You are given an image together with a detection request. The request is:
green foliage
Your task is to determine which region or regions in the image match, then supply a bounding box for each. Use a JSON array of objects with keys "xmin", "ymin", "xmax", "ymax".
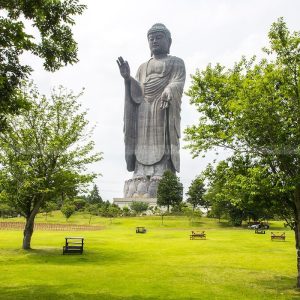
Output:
[
  {"xmin": 185, "ymin": 18, "xmax": 300, "ymax": 285},
  {"xmin": 85, "ymin": 203, "xmax": 100, "ymax": 224},
  {"xmin": 203, "ymin": 156, "xmax": 281, "ymax": 225},
  {"xmin": 0, "ymin": 82, "xmax": 102, "ymax": 248},
  {"xmin": 185, "ymin": 18, "xmax": 300, "ymax": 225},
  {"xmin": 0, "ymin": 0, "xmax": 86, "ymax": 127},
  {"xmin": 121, "ymin": 206, "xmax": 131, "ymax": 216},
  {"xmin": 43, "ymin": 202, "xmax": 57, "ymax": 220},
  {"xmin": 186, "ymin": 175, "xmax": 207, "ymax": 210},
  {"xmin": 73, "ymin": 198, "xmax": 87, "ymax": 211},
  {"xmin": 129, "ymin": 201, "xmax": 149, "ymax": 215},
  {"xmin": 87, "ymin": 184, "xmax": 103, "ymax": 205},
  {"xmin": 61, "ymin": 203, "xmax": 75, "ymax": 220},
  {"xmin": 0, "ymin": 191, "xmax": 17, "ymax": 217},
  {"xmin": 157, "ymin": 170, "xmax": 183, "ymax": 212},
  {"xmin": 103, "ymin": 204, "xmax": 121, "ymax": 223},
  {"xmin": 0, "ymin": 203, "xmax": 16, "ymax": 218},
  {"xmin": 183, "ymin": 206, "xmax": 202, "ymax": 224},
  {"xmin": 185, "ymin": 19, "xmax": 300, "ymax": 173},
  {"xmin": 85, "ymin": 203, "xmax": 100, "ymax": 215},
  {"xmin": 170, "ymin": 202, "xmax": 188, "ymax": 215},
  {"xmin": 43, "ymin": 202, "xmax": 57, "ymax": 214}
]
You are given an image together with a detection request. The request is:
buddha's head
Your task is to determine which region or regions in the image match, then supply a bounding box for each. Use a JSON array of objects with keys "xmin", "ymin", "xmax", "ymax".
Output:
[{"xmin": 147, "ymin": 23, "xmax": 172, "ymax": 56}]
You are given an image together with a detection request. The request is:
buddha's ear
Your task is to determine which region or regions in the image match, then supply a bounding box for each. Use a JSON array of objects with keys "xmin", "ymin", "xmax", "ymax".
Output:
[{"xmin": 167, "ymin": 38, "xmax": 172, "ymax": 54}]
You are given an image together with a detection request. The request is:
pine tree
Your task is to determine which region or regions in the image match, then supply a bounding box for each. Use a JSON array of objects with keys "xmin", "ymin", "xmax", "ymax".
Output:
[
  {"xmin": 157, "ymin": 170, "xmax": 183, "ymax": 212},
  {"xmin": 88, "ymin": 184, "xmax": 103, "ymax": 205}
]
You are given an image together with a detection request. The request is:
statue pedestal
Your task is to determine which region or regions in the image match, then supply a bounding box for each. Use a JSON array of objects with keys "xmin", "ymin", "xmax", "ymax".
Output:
[
  {"xmin": 113, "ymin": 197, "xmax": 157, "ymax": 208},
  {"xmin": 123, "ymin": 176, "xmax": 161, "ymax": 198},
  {"xmin": 113, "ymin": 177, "xmax": 161, "ymax": 209}
]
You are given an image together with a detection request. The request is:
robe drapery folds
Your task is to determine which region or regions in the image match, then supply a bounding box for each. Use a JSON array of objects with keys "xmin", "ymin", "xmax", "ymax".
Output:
[{"xmin": 124, "ymin": 55, "xmax": 186, "ymax": 173}]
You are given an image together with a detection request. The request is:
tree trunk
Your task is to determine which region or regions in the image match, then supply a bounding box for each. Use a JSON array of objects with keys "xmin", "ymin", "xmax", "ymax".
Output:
[
  {"xmin": 294, "ymin": 185, "xmax": 300, "ymax": 288},
  {"xmin": 23, "ymin": 217, "xmax": 35, "ymax": 249},
  {"xmin": 22, "ymin": 200, "xmax": 42, "ymax": 250}
]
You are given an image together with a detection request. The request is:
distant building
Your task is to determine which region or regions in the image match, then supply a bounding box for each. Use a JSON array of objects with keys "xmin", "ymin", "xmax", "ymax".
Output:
[{"xmin": 113, "ymin": 198, "xmax": 157, "ymax": 209}]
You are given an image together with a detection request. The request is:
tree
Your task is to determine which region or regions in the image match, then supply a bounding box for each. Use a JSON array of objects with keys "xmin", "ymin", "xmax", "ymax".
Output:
[
  {"xmin": 85, "ymin": 203, "xmax": 99, "ymax": 224},
  {"xmin": 153, "ymin": 207, "xmax": 167, "ymax": 225},
  {"xmin": 0, "ymin": 0, "xmax": 86, "ymax": 127},
  {"xmin": 171, "ymin": 202, "xmax": 188, "ymax": 215},
  {"xmin": 130, "ymin": 201, "xmax": 149, "ymax": 215},
  {"xmin": 87, "ymin": 184, "xmax": 103, "ymax": 205},
  {"xmin": 121, "ymin": 206, "xmax": 131, "ymax": 217},
  {"xmin": 203, "ymin": 156, "xmax": 278, "ymax": 226},
  {"xmin": 61, "ymin": 203, "xmax": 75, "ymax": 221},
  {"xmin": 157, "ymin": 170, "xmax": 183, "ymax": 212},
  {"xmin": 105, "ymin": 205, "xmax": 121, "ymax": 224},
  {"xmin": 0, "ymin": 83, "xmax": 102, "ymax": 249},
  {"xmin": 43, "ymin": 202, "xmax": 57, "ymax": 221},
  {"xmin": 183, "ymin": 206, "xmax": 202, "ymax": 224},
  {"xmin": 0, "ymin": 191, "xmax": 17, "ymax": 218},
  {"xmin": 186, "ymin": 176, "xmax": 207, "ymax": 211},
  {"xmin": 73, "ymin": 198, "xmax": 87, "ymax": 211},
  {"xmin": 185, "ymin": 18, "xmax": 300, "ymax": 286},
  {"xmin": 0, "ymin": 203, "xmax": 14, "ymax": 218}
]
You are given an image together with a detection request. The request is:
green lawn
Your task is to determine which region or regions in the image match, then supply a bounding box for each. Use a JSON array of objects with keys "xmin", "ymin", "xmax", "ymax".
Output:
[{"xmin": 0, "ymin": 214, "xmax": 299, "ymax": 299}]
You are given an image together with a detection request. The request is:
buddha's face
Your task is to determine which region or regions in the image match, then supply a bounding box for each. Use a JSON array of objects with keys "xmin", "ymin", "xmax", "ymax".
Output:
[{"xmin": 148, "ymin": 31, "xmax": 170, "ymax": 55}]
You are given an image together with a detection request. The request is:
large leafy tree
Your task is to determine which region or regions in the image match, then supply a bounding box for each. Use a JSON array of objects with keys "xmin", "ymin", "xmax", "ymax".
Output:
[
  {"xmin": 0, "ymin": 0, "xmax": 86, "ymax": 128},
  {"xmin": 185, "ymin": 18, "xmax": 300, "ymax": 286},
  {"xmin": 0, "ymin": 83, "xmax": 102, "ymax": 249},
  {"xmin": 203, "ymin": 156, "xmax": 282, "ymax": 225},
  {"xmin": 157, "ymin": 170, "xmax": 183, "ymax": 212},
  {"xmin": 186, "ymin": 175, "xmax": 207, "ymax": 211}
]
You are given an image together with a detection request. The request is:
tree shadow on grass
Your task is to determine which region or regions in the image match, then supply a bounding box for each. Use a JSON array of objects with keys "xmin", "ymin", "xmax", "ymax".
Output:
[
  {"xmin": 0, "ymin": 285, "xmax": 161, "ymax": 300},
  {"xmin": 189, "ymin": 221, "xmax": 205, "ymax": 227},
  {"xmin": 214, "ymin": 221, "xmax": 235, "ymax": 228},
  {"xmin": 255, "ymin": 275, "xmax": 300, "ymax": 299},
  {"xmin": 5, "ymin": 247, "xmax": 134, "ymax": 266}
]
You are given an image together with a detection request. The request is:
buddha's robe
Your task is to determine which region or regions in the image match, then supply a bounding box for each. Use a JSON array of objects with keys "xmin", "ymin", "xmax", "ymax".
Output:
[{"xmin": 124, "ymin": 55, "xmax": 185, "ymax": 175}]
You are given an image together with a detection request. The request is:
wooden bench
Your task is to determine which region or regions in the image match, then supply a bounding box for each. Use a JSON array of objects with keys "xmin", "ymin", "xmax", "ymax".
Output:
[
  {"xmin": 255, "ymin": 228, "xmax": 265, "ymax": 234},
  {"xmin": 190, "ymin": 231, "xmax": 206, "ymax": 240},
  {"xmin": 63, "ymin": 237, "xmax": 84, "ymax": 254},
  {"xmin": 136, "ymin": 227, "xmax": 147, "ymax": 234},
  {"xmin": 271, "ymin": 232, "xmax": 285, "ymax": 241}
]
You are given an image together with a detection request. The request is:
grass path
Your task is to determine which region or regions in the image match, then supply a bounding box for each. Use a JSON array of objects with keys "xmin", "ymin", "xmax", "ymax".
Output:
[{"xmin": 0, "ymin": 215, "xmax": 299, "ymax": 299}]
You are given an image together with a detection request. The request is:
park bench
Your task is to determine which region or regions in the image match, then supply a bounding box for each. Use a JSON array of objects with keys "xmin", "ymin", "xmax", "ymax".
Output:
[
  {"xmin": 190, "ymin": 231, "xmax": 206, "ymax": 240},
  {"xmin": 271, "ymin": 232, "xmax": 285, "ymax": 241},
  {"xmin": 255, "ymin": 228, "xmax": 265, "ymax": 234},
  {"xmin": 63, "ymin": 237, "xmax": 84, "ymax": 254},
  {"xmin": 136, "ymin": 226, "xmax": 147, "ymax": 234}
]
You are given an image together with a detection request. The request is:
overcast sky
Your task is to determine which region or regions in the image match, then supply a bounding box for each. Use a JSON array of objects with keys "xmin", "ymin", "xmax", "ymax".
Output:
[{"xmin": 24, "ymin": 0, "xmax": 300, "ymax": 200}]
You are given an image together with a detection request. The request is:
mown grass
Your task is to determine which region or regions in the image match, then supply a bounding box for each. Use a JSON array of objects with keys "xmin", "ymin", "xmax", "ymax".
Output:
[{"xmin": 0, "ymin": 213, "xmax": 299, "ymax": 299}]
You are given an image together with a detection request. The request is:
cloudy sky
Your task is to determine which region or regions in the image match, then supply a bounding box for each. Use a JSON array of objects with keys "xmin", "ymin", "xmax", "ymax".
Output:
[{"xmin": 24, "ymin": 0, "xmax": 300, "ymax": 200}]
